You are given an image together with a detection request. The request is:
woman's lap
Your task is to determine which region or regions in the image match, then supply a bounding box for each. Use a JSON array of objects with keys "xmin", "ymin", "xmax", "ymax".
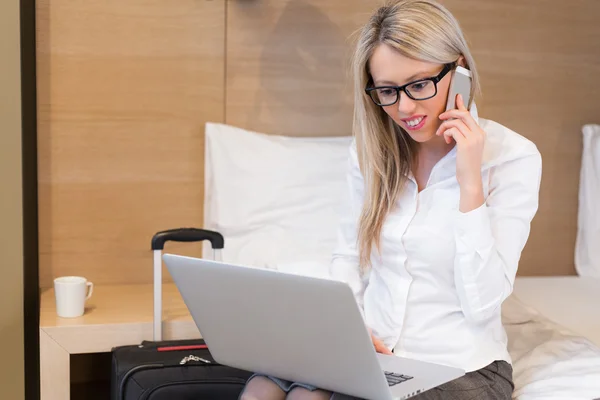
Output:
[
  {"xmin": 243, "ymin": 374, "xmax": 361, "ymax": 400},
  {"xmin": 248, "ymin": 374, "xmax": 320, "ymax": 394},
  {"xmin": 244, "ymin": 360, "xmax": 513, "ymax": 400},
  {"xmin": 409, "ymin": 361, "xmax": 514, "ymax": 400}
]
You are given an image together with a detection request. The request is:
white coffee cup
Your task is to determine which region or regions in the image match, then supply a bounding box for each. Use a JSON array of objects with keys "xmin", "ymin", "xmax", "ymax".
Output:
[{"xmin": 54, "ymin": 276, "xmax": 94, "ymax": 318}]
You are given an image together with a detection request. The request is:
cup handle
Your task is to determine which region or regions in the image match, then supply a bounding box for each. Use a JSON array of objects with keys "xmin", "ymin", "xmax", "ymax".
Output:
[{"xmin": 85, "ymin": 281, "xmax": 94, "ymax": 301}]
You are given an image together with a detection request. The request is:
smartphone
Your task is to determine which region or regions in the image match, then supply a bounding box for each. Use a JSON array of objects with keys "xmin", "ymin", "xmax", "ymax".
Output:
[{"xmin": 445, "ymin": 65, "xmax": 472, "ymax": 111}]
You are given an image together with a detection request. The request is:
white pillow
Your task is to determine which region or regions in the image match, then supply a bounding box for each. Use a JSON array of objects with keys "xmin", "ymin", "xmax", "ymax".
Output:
[
  {"xmin": 575, "ymin": 124, "xmax": 600, "ymax": 277},
  {"xmin": 202, "ymin": 122, "xmax": 353, "ymax": 270}
]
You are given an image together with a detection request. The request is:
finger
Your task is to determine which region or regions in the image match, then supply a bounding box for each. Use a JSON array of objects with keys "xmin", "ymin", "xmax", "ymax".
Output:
[
  {"xmin": 443, "ymin": 127, "xmax": 466, "ymax": 145},
  {"xmin": 373, "ymin": 339, "xmax": 392, "ymax": 355},
  {"xmin": 441, "ymin": 114, "xmax": 485, "ymax": 143},
  {"xmin": 438, "ymin": 108, "xmax": 468, "ymax": 121},
  {"xmin": 372, "ymin": 335, "xmax": 393, "ymax": 355},
  {"xmin": 456, "ymin": 93, "xmax": 468, "ymax": 111},
  {"xmin": 436, "ymin": 119, "xmax": 470, "ymax": 139},
  {"xmin": 439, "ymin": 109, "xmax": 479, "ymax": 134},
  {"xmin": 375, "ymin": 341, "xmax": 393, "ymax": 355}
]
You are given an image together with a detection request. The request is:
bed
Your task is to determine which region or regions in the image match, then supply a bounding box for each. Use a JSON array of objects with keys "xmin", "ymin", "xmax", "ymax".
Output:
[
  {"xmin": 502, "ymin": 293, "xmax": 600, "ymax": 399},
  {"xmin": 200, "ymin": 122, "xmax": 600, "ymax": 399},
  {"xmin": 512, "ymin": 276, "xmax": 600, "ymax": 348}
]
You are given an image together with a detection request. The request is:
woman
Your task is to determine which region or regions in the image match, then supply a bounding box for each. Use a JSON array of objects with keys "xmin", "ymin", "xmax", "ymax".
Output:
[{"xmin": 240, "ymin": 0, "xmax": 542, "ymax": 399}]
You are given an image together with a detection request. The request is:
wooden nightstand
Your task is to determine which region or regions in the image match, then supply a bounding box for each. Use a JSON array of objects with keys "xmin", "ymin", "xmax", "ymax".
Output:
[{"xmin": 39, "ymin": 283, "xmax": 201, "ymax": 400}]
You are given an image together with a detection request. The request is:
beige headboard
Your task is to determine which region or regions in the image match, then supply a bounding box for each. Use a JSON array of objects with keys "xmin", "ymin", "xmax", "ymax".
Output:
[{"xmin": 37, "ymin": 0, "xmax": 600, "ymax": 287}]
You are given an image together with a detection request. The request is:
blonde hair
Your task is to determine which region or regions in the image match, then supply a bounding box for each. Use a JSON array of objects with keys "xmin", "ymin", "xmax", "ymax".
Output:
[{"xmin": 351, "ymin": 0, "xmax": 481, "ymax": 269}]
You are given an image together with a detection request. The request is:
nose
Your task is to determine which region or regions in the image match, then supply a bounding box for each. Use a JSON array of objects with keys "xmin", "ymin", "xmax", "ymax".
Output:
[{"xmin": 397, "ymin": 91, "xmax": 417, "ymax": 116}]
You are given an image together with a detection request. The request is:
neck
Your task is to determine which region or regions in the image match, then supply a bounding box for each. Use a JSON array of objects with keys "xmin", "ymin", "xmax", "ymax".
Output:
[{"xmin": 416, "ymin": 134, "xmax": 455, "ymax": 161}]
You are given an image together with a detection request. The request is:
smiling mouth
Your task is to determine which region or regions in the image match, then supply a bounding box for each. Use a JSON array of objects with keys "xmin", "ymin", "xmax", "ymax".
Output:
[{"xmin": 402, "ymin": 116, "xmax": 426, "ymax": 130}]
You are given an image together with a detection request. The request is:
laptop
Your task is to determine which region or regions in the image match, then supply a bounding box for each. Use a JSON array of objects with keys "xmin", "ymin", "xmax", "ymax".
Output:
[{"xmin": 163, "ymin": 254, "xmax": 464, "ymax": 400}]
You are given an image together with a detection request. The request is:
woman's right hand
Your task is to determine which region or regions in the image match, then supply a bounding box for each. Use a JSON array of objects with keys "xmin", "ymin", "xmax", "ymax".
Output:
[{"xmin": 368, "ymin": 328, "xmax": 393, "ymax": 355}]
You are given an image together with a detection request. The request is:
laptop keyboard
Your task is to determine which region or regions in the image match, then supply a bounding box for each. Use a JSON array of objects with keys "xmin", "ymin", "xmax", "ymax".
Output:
[{"xmin": 384, "ymin": 371, "xmax": 414, "ymax": 386}]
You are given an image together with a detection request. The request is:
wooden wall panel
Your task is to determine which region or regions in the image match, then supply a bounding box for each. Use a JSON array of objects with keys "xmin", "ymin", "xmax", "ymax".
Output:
[
  {"xmin": 226, "ymin": 0, "xmax": 600, "ymax": 276},
  {"xmin": 444, "ymin": 0, "xmax": 600, "ymax": 275},
  {"xmin": 226, "ymin": 0, "xmax": 380, "ymax": 137},
  {"xmin": 37, "ymin": 0, "xmax": 226, "ymax": 288}
]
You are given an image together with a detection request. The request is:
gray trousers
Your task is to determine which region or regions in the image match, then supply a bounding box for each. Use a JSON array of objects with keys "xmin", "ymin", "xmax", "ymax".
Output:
[
  {"xmin": 405, "ymin": 361, "xmax": 514, "ymax": 400},
  {"xmin": 245, "ymin": 360, "xmax": 514, "ymax": 400}
]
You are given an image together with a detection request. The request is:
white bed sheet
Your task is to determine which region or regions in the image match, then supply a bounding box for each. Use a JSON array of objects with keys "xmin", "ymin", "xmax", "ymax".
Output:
[
  {"xmin": 513, "ymin": 276, "xmax": 600, "ymax": 347},
  {"xmin": 502, "ymin": 293, "xmax": 600, "ymax": 399}
]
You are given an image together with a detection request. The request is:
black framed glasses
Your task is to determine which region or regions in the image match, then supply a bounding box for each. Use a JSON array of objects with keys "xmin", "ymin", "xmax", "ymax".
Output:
[{"xmin": 365, "ymin": 63, "xmax": 454, "ymax": 107}]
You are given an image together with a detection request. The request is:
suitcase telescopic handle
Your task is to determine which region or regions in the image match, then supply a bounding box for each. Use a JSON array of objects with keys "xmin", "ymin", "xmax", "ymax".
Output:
[
  {"xmin": 151, "ymin": 228, "xmax": 224, "ymax": 250},
  {"xmin": 151, "ymin": 228, "xmax": 225, "ymax": 341}
]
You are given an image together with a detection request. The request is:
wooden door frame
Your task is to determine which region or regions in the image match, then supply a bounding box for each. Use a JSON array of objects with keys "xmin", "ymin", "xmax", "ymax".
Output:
[{"xmin": 20, "ymin": 0, "xmax": 40, "ymax": 398}]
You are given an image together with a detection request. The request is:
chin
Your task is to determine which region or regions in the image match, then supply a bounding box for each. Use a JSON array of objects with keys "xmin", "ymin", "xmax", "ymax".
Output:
[
  {"xmin": 408, "ymin": 132, "xmax": 433, "ymax": 143},
  {"xmin": 405, "ymin": 129, "xmax": 436, "ymax": 143}
]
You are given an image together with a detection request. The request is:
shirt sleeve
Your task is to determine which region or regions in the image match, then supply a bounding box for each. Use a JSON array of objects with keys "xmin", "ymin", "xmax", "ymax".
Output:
[
  {"xmin": 453, "ymin": 146, "xmax": 543, "ymax": 323},
  {"xmin": 329, "ymin": 141, "xmax": 369, "ymax": 320}
]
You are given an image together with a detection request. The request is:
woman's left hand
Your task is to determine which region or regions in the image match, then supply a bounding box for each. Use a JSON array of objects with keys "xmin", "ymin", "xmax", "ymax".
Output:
[{"xmin": 436, "ymin": 94, "xmax": 485, "ymax": 192}]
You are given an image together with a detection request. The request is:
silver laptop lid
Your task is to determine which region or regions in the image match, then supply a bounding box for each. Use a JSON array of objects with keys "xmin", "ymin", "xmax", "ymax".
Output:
[{"xmin": 163, "ymin": 253, "xmax": 391, "ymax": 398}]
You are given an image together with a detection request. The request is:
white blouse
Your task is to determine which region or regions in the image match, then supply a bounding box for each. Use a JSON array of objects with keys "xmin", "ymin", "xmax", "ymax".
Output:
[{"xmin": 329, "ymin": 106, "xmax": 542, "ymax": 373}]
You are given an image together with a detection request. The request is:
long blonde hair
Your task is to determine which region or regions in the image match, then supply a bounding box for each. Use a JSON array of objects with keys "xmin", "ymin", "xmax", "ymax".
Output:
[{"xmin": 351, "ymin": 0, "xmax": 481, "ymax": 269}]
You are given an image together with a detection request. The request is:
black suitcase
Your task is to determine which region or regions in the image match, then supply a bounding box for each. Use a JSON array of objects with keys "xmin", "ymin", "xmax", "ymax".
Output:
[{"xmin": 111, "ymin": 228, "xmax": 253, "ymax": 400}]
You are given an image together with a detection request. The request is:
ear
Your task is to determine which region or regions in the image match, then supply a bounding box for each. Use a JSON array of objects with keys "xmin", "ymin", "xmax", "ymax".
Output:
[{"xmin": 457, "ymin": 55, "xmax": 467, "ymax": 68}]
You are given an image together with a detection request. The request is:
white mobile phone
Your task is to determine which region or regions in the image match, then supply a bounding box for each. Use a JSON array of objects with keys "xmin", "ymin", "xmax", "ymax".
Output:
[{"xmin": 445, "ymin": 65, "xmax": 472, "ymax": 111}]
